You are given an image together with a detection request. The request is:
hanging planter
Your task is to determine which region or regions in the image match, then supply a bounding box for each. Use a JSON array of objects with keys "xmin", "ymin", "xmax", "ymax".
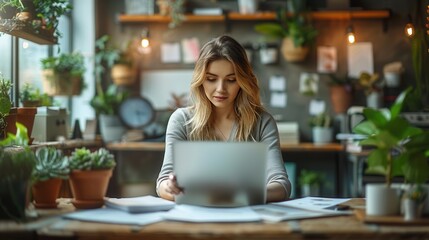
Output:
[
  {"xmin": 42, "ymin": 70, "xmax": 83, "ymax": 96},
  {"xmin": 280, "ymin": 37, "xmax": 310, "ymax": 62}
]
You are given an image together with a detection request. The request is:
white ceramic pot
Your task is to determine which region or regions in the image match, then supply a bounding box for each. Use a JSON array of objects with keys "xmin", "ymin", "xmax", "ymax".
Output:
[
  {"xmin": 366, "ymin": 91, "xmax": 383, "ymax": 109},
  {"xmin": 99, "ymin": 114, "xmax": 126, "ymax": 143},
  {"xmin": 312, "ymin": 127, "xmax": 333, "ymax": 145},
  {"xmin": 366, "ymin": 183, "xmax": 401, "ymax": 216},
  {"xmin": 384, "ymin": 72, "xmax": 401, "ymax": 88}
]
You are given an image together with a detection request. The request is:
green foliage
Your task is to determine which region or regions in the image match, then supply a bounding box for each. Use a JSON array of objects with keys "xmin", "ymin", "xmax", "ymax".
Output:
[
  {"xmin": 41, "ymin": 52, "xmax": 86, "ymax": 77},
  {"xmin": 32, "ymin": 147, "xmax": 69, "ymax": 182},
  {"xmin": 0, "ymin": 123, "xmax": 35, "ymax": 221},
  {"xmin": 405, "ymin": 0, "xmax": 429, "ymax": 112},
  {"xmin": 254, "ymin": 0, "xmax": 317, "ymax": 48},
  {"xmin": 33, "ymin": 0, "xmax": 72, "ymax": 39},
  {"xmin": 0, "ymin": 72, "xmax": 12, "ymax": 116},
  {"xmin": 0, "ymin": 122, "xmax": 29, "ymax": 146},
  {"xmin": 90, "ymin": 84, "xmax": 129, "ymax": 115},
  {"xmin": 327, "ymin": 74, "xmax": 354, "ymax": 87},
  {"xmin": 94, "ymin": 35, "xmax": 120, "ymax": 82},
  {"xmin": 353, "ymin": 87, "xmax": 429, "ymax": 186},
  {"xmin": 19, "ymin": 83, "xmax": 53, "ymax": 106},
  {"xmin": 69, "ymin": 147, "xmax": 116, "ymax": 171},
  {"xmin": 309, "ymin": 112, "xmax": 332, "ymax": 128},
  {"xmin": 299, "ymin": 169, "xmax": 325, "ymax": 186},
  {"xmin": 0, "ymin": 0, "xmax": 24, "ymax": 13}
]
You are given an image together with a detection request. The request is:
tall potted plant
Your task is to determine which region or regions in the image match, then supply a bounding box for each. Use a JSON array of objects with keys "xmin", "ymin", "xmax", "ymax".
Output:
[
  {"xmin": 353, "ymin": 87, "xmax": 429, "ymax": 216},
  {"xmin": 254, "ymin": 0, "xmax": 318, "ymax": 62},
  {"xmin": 31, "ymin": 146, "xmax": 69, "ymax": 209},
  {"xmin": 68, "ymin": 147, "xmax": 116, "ymax": 209},
  {"xmin": 0, "ymin": 123, "xmax": 36, "ymax": 221},
  {"xmin": 327, "ymin": 74, "xmax": 354, "ymax": 114},
  {"xmin": 0, "ymin": 73, "xmax": 14, "ymax": 139},
  {"xmin": 41, "ymin": 52, "xmax": 86, "ymax": 96}
]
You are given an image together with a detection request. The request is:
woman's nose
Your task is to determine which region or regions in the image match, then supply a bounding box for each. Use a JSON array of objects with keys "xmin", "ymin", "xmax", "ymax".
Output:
[{"xmin": 216, "ymin": 80, "xmax": 225, "ymax": 91}]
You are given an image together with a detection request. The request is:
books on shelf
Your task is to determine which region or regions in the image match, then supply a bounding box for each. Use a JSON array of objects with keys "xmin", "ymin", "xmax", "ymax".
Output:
[{"xmin": 105, "ymin": 195, "xmax": 175, "ymax": 213}]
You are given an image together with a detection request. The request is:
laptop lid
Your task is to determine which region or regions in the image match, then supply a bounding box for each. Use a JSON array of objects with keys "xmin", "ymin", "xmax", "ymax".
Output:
[{"xmin": 173, "ymin": 141, "xmax": 268, "ymax": 207}]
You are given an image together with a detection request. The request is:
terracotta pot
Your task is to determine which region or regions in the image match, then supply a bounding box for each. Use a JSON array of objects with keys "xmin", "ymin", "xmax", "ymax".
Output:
[
  {"xmin": 22, "ymin": 100, "xmax": 41, "ymax": 108},
  {"xmin": 111, "ymin": 63, "xmax": 136, "ymax": 86},
  {"xmin": 280, "ymin": 37, "xmax": 309, "ymax": 62},
  {"xmin": 17, "ymin": 107, "xmax": 37, "ymax": 144},
  {"xmin": 69, "ymin": 169, "xmax": 113, "ymax": 209},
  {"xmin": 31, "ymin": 178, "xmax": 62, "ymax": 209},
  {"xmin": 42, "ymin": 69, "xmax": 82, "ymax": 96},
  {"xmin": 329, "ymin": 85, "xmax": 352, "ymax": 114}
]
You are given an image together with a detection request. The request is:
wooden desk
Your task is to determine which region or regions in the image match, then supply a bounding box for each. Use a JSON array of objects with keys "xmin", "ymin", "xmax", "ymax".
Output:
[
  {"xmin": 3, "ymin": 199, "xmax": 429, "ymax": 240},
  {"xmin": 106, "ymin": 142, "xmax": 344, "ymax": 152}
]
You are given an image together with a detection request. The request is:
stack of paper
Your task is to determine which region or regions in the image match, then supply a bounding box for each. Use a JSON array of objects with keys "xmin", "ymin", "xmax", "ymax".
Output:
[
  {"xmin": 277, "ymin": 122, "xmax": 299, "ymax": 144},
  {"xmin": 104, "ymin": 195, "xmax": 175, "ymax": 213}
]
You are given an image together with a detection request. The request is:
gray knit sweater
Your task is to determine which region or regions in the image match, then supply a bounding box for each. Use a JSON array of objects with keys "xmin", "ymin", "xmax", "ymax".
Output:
[{"xmin": 156, "ymin": 107, "xmax": 291, "ymax": 200}]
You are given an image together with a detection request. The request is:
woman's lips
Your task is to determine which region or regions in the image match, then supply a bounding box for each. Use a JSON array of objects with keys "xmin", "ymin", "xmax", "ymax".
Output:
[{"xmin": 214, "ymin": 96, "xmax": 227, "ymax": 101}]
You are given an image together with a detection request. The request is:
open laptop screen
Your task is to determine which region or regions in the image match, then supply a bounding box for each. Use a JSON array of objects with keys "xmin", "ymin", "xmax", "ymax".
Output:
[{"xmin": 173, "ymin": 141, "xmax": 268, "ymax": 207}]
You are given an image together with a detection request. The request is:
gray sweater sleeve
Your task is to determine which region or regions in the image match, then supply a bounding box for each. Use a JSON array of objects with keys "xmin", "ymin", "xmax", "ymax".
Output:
[{"xmin": 156, "ymin": 108, "xmax": 292, "ymax": 200}]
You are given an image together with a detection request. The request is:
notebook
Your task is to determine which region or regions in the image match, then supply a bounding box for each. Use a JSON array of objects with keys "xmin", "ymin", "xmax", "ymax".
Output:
[
  {"xmin": 173, "ymin": 141, "xmax": 268, "ymax": 207},
  {"xmin": 104, "ymin": 195, "xmax": 175, "ymax": 213}
]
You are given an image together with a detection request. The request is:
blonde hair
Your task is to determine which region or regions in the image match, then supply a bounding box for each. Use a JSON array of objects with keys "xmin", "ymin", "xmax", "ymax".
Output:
[{"xmin": 188, "ymin": 35, "xmax": 264, "ymax": 141}]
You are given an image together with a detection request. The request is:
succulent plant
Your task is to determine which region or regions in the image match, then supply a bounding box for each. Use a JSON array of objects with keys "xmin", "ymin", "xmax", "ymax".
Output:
[
  {"xmin": 69, "ymin": 147, "xmax": 116, "ymax": 171},
  {"xmin": 32, "ymin": 147, "xmax": 69, "ymax": 182}
]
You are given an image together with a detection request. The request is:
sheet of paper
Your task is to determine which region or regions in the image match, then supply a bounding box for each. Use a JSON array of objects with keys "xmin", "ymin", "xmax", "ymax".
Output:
[
  {"xmin": 64, "ymin": 208, "xmax": 164, "ymax": 226},
  {"xmin": 273, "ymin": 197, "xmax": 351, "ymax": 211},
  {"xmin": 162, "ymin": 204, "xmax": 261, "ymax": 222},
  {"xmin": 317, "ymin": 46, "xmax": 337, "ymax": 73},
  {"xmin": 270, "ymin": 92, "xmax": 287, "ymax": 108},
  {"xmin": 252, "ymin": 204, "xmax": 347, "ymax": 223},
  {"xmin": 269, "ymin": 75, "xmax": 286, "ymax": 91},
  {"xmin": 347, "ymin": 42, "xmax": 374, "ymax": 78},
  {"xmin": 309, "ymin": 100, "xmax": 326, "ymax": 115},
  {"xmin": 181, "ymin": 37, "xmax": 200, "ymax": 63},
  {"xmin": 161, "ymin": 42, "xmax": 181, "ymax": 63}
]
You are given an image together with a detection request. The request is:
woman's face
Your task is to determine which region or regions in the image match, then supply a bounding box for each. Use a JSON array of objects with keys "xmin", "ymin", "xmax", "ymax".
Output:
[{"xmin": 203, "ymin": 59, "xmax": 241, "ymax": 110}]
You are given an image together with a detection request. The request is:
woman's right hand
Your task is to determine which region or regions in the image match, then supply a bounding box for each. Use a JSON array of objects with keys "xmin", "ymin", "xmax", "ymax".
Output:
[{"xmin": 159, "ymin": 174, "xmax": 183, "ymax": 201}]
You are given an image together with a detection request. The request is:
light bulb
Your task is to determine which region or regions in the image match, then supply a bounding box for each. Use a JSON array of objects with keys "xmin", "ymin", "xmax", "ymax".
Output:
[
  {"xmin": 346, "ymin": 25, "xmax": 355, "ymax": 44},
  {"xmin": 405, "ymin": 23, "xmax": 415, "ymax": 37},
  {"xmin": 141, "ymin": 38, "xmax": 149, "ymax": 48}
]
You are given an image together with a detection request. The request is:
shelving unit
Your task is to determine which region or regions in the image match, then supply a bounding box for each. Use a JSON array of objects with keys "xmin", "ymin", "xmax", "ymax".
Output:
[
  {"xmin": 0, "ymin": 19, "xmax": 56, "ymax": 45},
  {"xmin": 117, "ymin": 10, "xmax": 391, "ymax": 23}
]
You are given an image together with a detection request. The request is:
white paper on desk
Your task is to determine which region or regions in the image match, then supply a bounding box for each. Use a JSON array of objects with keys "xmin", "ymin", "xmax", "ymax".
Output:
[
  {"xmin": 252, "ymin": 204, "xmax": 345, "ymax": 223},
  {"xmin": 161, "ymin": 42, "xmax": 181, "ymax": 63},
  {"xmin": 347, "ymin": 42, "xmax": 374, "ymax": 78},
  {"xmin": 162, "ymin": 204, "xmax": 261, "ymax": 222},
  {"xmin": 273, "ymin": 197, "xmax": 351, "ymax": 212},
  {"xmin": 64, "ymin": 208, "xmax": 164, "ymax": 226}
]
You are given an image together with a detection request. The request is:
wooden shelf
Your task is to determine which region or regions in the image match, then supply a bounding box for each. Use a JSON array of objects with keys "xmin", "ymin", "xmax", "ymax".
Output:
[
  {"xmin": 0, "ymin": 19, "xmax": 56, "ymax": 45},
  {"xmin": 118, "ymin": 10, "xmax": 390, "ymax": 23}
]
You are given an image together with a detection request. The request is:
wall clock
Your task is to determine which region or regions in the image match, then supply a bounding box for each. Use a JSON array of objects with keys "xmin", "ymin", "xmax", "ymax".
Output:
[{"xmin": 118, "ymin": 96, "xmax": 155, "ymax": 129}]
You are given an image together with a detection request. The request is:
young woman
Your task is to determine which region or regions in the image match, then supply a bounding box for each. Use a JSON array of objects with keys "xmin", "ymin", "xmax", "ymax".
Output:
[{"xmin": 156, "ymin": 35, "xmax": 291, "ymax": 203}]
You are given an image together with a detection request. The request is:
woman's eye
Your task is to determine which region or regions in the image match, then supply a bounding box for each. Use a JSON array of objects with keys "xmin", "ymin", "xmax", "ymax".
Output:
[
  {"xmin": 227, "ymin": 78, "xmax": 236, "ymax": 82},
  {"xmin": 206, "ymin": 77, "xmax": 216, "ymax": 81}
]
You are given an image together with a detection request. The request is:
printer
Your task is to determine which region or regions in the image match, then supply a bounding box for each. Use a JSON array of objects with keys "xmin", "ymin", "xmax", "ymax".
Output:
[{"xmin": 32, "ymin": 107, "xmax": 69, "ymax": 142}]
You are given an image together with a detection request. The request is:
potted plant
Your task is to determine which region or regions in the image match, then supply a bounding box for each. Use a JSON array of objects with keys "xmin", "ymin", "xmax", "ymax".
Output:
[
  {"xmin": 0, "ymin": 123, "xmax": 36, "ymax": 221},
  {"xmin": 0, "ymin": 0, "xmax": 25, "ymax": 20},
  {"xmin": 33, "ymin": 0, "xmax": 72, "ymax": 39},
  {"xmin": 353, "ymin": 87, "xmax": 429, "ymax": 216},
  {"xmin": 68, "ymin": 147, "xmax": 116, "ymax": 209},
  {"xmin": 402, "ymin": 184, "xmax": 427, "ymax": 221},
  {"xmin": 41, "ymin": 52, "xmax": 86, "ymax": 96},
  {"xmin": 299, "ymin": 169, "xmax": 325, "ymax": 197},
  {"xmin": 0, "ymin": 73, "xmax": 14, "ymax": 139},
  {"xmin": 254, "ymin": 0, "xmax": 318, "ymax": 62},
  {"xmin": 309, "ymin": 112, "xmax": 333, "ymax": 145},
  {"xmin": 31, "ymin": 146, "xmax": 69, "ymax": 209},
  {"xmin": 327, "ymin": 74, "xmax": 354, "ymax": 114},
  {"xmin": 90, "ymin": 84, "xmax": 129, "ymax": 143},
  {"xmin": 95, "ymin": 35, "xmax": 136, "ymax": 86},
  {"xmin": 19, "ymin": 82, "xmax": 53, "ymax": 107},
  {"xmin": 358, "ymin": 71, "xmax": 384, "ymax": 109},
  {"xmin": 156, "ymin": 0, "xmax": 185, "ymax": 28}
]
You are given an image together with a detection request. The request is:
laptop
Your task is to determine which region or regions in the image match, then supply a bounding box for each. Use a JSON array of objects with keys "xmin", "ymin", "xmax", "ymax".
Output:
[{"xmin": 173, "ymin": 141, "xmax": 268, "ymax": 207}]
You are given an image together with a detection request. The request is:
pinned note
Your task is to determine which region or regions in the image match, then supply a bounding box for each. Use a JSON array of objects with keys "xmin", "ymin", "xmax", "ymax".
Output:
[
  {"xmin": 161, "ymin": 42, "xmax": 181, "ymax": 63},
  {"xmin": 269, "ymin": 75, "xmax": 286, "ymax": 91},
  {"xmin": 270, "ymin": 92, "xmax": 287, "ymax": 108},
  {"xmin": 309, "ymin": 100, "xmax": 326, "ymax": 115}
]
